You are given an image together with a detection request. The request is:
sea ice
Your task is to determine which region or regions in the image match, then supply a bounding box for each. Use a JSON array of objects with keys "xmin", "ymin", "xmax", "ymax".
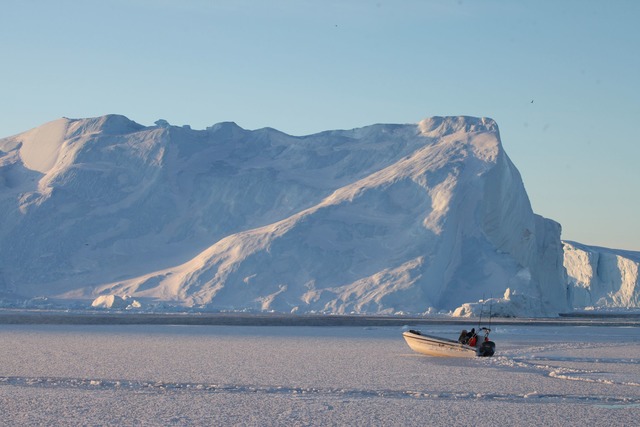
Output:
[{"xmin": 0, "ymin": 321, "xmax": 638, "ymax": 425}]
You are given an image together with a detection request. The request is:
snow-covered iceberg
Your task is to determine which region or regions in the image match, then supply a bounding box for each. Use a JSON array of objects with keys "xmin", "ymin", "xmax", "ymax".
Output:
[
  {"xmin": 91, "ymin": 294, "xmax": 141, "ymax": 310},
  {"xmin": 0, "ymin": 115, "xmax": 569, "ymax": 315},
  {"xmin": 563, "ymin": 241, "xmax": 640, "ymax": 309}
]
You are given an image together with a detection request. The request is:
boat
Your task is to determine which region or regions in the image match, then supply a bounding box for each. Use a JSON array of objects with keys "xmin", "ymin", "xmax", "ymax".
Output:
[{"xmin": 402, "ymin": 327, "xmax": 495, "ymax": 358}]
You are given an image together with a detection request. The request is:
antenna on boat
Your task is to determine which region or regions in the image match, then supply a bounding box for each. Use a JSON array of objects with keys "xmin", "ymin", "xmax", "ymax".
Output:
[
  {"xmin": 478, "ymin": 294, "xmax": 485, "ymax": 329},
  {"xmin": 488, "ymin": 294, "xmax": 493, "ymax": 331}
]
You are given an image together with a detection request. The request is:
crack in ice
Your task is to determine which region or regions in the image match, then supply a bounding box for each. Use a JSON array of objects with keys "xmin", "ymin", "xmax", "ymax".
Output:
[{"xmin": 2, "ymin": 375, "xmax": 639, "ymax": 406}]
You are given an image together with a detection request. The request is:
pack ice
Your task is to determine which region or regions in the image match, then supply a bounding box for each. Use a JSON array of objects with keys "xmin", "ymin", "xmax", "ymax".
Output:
[{"xmin": 0, "ymin": 114, "xmax": 618, "ymax": 315}]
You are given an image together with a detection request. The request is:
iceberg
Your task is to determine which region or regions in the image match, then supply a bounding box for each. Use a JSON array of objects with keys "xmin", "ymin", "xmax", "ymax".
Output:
[{"xmin": 0, "ymin": 115, "xmax": 570, "ymax": 315}]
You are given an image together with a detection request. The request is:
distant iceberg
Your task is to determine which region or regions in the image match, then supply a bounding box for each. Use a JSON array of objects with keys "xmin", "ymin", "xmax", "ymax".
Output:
[{"xmin": 564, "ymin": 241, "xmax": 640, "ymax": 309}]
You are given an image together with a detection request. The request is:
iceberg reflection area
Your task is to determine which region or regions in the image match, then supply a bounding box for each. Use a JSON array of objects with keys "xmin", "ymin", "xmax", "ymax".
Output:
[{"xmin": 0, "ymin": 323, "xmax": 639, "ymax": 425}]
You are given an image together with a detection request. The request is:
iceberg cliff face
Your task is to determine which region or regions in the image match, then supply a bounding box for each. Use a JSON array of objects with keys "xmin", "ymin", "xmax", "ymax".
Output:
[
  {"xmin": 564, "ymin": 241, "xmax": 640, "ymax": 308},
  {"xmin": 0, "ymin": 115, "xmax": 568, "ymax": 315}
]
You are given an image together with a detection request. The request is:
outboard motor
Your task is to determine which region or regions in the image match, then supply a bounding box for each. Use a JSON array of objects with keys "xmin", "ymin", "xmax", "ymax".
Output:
[
  {"xmin": 477, "ymin": 327, "xmax": 495, "ymax": 357},
  {"xmin": 478, "ymin": 340, "xmax": 495, "ymax": 357}
]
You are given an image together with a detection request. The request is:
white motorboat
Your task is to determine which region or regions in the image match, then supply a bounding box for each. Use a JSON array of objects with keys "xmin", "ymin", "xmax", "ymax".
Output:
[{"xmin": 402, "ymin": 328, "xmax": 495, "ymax": 358}]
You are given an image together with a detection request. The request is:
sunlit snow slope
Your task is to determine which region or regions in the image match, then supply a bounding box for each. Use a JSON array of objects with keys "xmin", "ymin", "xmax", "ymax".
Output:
[{"xmin": 0, "ymin": 115, "xmax": 569, "ymax": 314}]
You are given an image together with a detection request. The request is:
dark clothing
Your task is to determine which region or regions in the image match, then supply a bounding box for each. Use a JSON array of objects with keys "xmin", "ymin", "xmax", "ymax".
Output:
[{"xmin": 458, "ymin": 328, "xmax": 475, "ymax": 344}]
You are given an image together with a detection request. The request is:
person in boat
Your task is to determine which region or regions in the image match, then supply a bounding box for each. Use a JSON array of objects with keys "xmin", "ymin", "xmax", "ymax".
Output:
[{"xmin": 458, "ymin": 328, "xmax": 476, "ymax": 345}]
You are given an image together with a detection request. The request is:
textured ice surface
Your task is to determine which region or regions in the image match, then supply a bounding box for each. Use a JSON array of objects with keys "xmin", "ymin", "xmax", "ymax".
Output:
[{"xmin": 1, "ymin": 323, "xmax": 639, "ymax": 425}]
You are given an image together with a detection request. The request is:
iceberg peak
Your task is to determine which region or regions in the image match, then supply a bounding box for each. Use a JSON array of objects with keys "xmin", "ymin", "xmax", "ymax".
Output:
[
  {"xmin": 66, "ymin": 114, "xmax": 144, "ymax": 137},
  {"xmin": 418, "ymin": 116, "xmax": 498, "ymax": 137}
]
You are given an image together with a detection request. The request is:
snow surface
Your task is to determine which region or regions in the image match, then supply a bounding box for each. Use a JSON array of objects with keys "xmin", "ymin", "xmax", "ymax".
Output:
[{"xmin": 0, "ymin": 322, "xmax": 638, "ymax": 425}]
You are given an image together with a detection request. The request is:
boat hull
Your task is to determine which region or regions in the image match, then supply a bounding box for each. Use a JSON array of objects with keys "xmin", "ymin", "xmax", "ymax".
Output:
[{"xmin": 402, "ymin": 330, "xmax": 477, "ymax": 358}]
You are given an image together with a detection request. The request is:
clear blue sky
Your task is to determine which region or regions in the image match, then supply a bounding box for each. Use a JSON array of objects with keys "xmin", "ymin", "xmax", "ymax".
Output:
[{"xmin": 2, "ymin": 0, "xmax": 639, "ymax": 250}]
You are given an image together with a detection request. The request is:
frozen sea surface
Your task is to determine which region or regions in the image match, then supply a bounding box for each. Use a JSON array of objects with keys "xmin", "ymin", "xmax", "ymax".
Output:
[{"xmin": 1, "ymin": 322, "xmax": 639, "ymax": 426}]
